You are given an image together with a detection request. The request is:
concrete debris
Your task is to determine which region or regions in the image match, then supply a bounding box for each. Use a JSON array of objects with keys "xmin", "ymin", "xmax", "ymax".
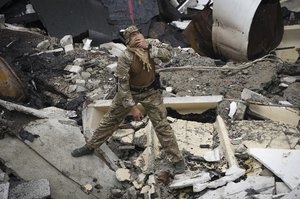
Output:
[
  {"xmin": 166, "ymin": 87, "xmax": 173, "ymax": 93},
  {"xmin": 100, "ymin": 42, "xmax": 126, "ymax": 57},
  {"xmin": 193, "ymin": 165, "xmax": 245, "ymax": 192},
  {"xmin": 248, "ymin": 104, "xmax": 300, "ymax": 127},
  {"xmin": 249, "ymin": 148, "xmax": 300, "ymax": 189},
  {"xmin": 116, "ymin": 168, "xmax": 131, "ymax": 182},
  {"xmin": 223, "ymin": 176, "xmax": 275, "ymax": 198},
  {"xmin": 214, "ymin": 116, "xmax": 238, "ymax": 166},
  {"xmin": 281, "ymin": 184, "xmax": 300, "ymax": 199},
  {"xmin": 280, "ymin": 82, "xmax": 289, "ymax": 88},
  {"xmin": 83, "ymin": 38, "xmax": 92, "ymax": 51},
  {"xmin": 0, "ymin": 183, "xmax": 9, "ymax": 199},
  {"xmin": 64, "ymin": 65, "xmax": 82, "ymax": 73},
  {"xmin": 106, "ymin": 62, "xmax": 117, "ymax": 73},
  {"xmin": 9, "ymin": 179, "xmax": 50, "ymax": 199},
  {"xmin": 170, "ymin": 20, "xmax": 191, "ymax": 30},
  {"xmin": 241, "ymin": 88, "xmax": 268, "ymax": 102},
  {"xmin": 171, "ymin": 119, "xmax": 214, "ymax": 157},
  {"xmin": 81, "ymin": 184, "xmax": 93, "ymax": 194},
  {"xmin": 36, "ymin": 39, "xmax": 50, "ymax": 51},
  {"xmin": 97, "ymin": 143, "xmax": 121, "ymax": 171},
  {"xmin": 64, "ymin": 44, "xmax": 74, "ymax": 53},
  {"xmin": 203, "ymin": 146, "xmax": 223, "ymax": 162},
  {"xmin": 60, "ymin": 35, "xmax": 73, "ymax": 47},
  {"xmin": 241, "ymin": 88, "xmax": 300, "ymax": 126},
  {"xmin": 276, "ymin": 182, "xmax": 292, "ymax": 195},
  {"xmin": 281, "ymin": 76, "xmax": 297, "ymax": 84},
  {"xmin": 170, "ymin": 171, "xmax": 211, "ymax": 189}
]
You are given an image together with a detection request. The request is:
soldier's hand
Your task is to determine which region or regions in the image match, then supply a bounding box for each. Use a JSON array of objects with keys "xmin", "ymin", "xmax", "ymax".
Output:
[{"xmin": 130, "ymin": 106, "xmax": 143, "ymax": 121}]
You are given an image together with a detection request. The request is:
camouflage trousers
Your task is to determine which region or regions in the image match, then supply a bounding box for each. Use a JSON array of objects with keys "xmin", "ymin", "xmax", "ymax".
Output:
[{"xmin": 86, "ymin": 89, "xmax": 183, "ymax": 163}]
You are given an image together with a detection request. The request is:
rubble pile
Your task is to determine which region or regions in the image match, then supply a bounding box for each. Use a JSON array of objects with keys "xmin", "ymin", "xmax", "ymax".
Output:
[{"xmin": 0, "ymin": 0, "xmax": 300, "ymax": 199}]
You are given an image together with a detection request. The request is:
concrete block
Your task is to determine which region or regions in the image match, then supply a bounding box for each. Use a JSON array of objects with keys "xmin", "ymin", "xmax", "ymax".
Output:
[
  {"xmin": 83, "ymin": 38, "xmax": 92, "ymax": 51},
  {"xmin": 75, "ymin": 79, "xmax": 86, "ymax": 86},
  {"xmin": 276, "ymin": 182, "xmax": 291, "ymax": 195},
  {"xmin": 64, "ymin": 65, "xmax": 82, "ymax": 73},
  {"xmin": 106, "ymin": 63, "xmax": 117, "ymax": 73},
  {"xmin": 36, "ymin": 40, "xmax": 50, "ymax": 51},
  {"xmin": 0, "ymin": 183, "xmax": 9, "ymax": 199},
  {"xmin": 9, "ymin": 179, "xmax": 50, "ymax": 199},
  {"xmin": 241, "ymin": 88, "xmax": 268, "ymax": 102},
  {"xmin": 64, "ymin": 44, "xmax": 74, "ymax": 53},
  {"xmin": 249, "ymin": 148, "xmax": 300, "ymax": 189},
  {"xmin": 73, "ymin": 58, "xmax": 86, "ymax": 65},
  {"xmin": 81, "ymin": 72, "xmax": 91, "ymax": 80},
  {"xmin": 115, "ymin": 168, "xmax": 131, "ymax": 182},
  {"xmin": 223, "ymin": 176, "xmax": 275, "ymax": 197},
  {"xmin": 60, "ymin": 35, "xmax": 73, "ymax": 47},
  {"xmin": 281, "ymin": 184, "xmax": 300, "ymax": 199},
  {"xmin": 112, "ymin": 129, "xmax": 134, "ymax": 144},
  {"xmin": 170, "ymin": 172, "xmax": 211, "ymax": 189},
  {"xmin": 234, "ymin": 102, "xmax": 247, "ymax": 120},
  {"xmin": 68, "ymin": 85, "xmax": 77, "ymax": 93},
  {"xmin": 281, "ymin": 76, "xmax": 297, "ymax": 84},
  {"xmin": 76, "ymin": 85, "xmax": 87, "ymax": 92}
]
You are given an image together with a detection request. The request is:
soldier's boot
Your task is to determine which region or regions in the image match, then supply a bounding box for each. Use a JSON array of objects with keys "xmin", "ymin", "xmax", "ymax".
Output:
[
  {"xmin": 173, "ymin": 159, "xmax": 186, "ymax": 174},
  {"xmin": 71, "ymin": 145, "xmax": 94, "ymax": 157}
]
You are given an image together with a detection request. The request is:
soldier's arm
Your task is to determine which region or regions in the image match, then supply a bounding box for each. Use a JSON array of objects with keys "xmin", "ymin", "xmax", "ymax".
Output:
[
  {"xmin": 147, "ymin": 39, "xmax": 172, "ymax": 63},
  {"xmin": 116, "ymin": 50, "xmax": 135, "ymax": 108}
]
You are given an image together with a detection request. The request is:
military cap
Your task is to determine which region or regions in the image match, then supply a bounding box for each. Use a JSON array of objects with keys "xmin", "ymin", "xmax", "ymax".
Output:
[{"xmin": 123, "ymin": 25, "xmax": 140, "ymax": 44}]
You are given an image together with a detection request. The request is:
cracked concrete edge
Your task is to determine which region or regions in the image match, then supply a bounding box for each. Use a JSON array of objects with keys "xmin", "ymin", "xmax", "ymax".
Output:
[{"xmin": 214, "ymin": 115, "xmax": 238, "ymax": 167}]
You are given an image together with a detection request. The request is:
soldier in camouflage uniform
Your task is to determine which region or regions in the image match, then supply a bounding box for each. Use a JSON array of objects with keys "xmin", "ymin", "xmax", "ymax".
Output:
[{"xmin": 71, "ymin": 25, "xmax": 185, "ymax": 173}]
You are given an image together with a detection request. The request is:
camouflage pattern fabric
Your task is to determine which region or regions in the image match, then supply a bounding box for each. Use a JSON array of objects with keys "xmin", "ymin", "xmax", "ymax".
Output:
[{"xmin": 86, "ymin": 38, "xmax": 182, "ymax": 163}]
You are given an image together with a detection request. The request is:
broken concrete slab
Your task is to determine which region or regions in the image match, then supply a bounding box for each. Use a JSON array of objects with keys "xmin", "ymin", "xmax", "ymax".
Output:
[
  {"xmin": 193, "ymin": 165, "xmax": 245, "ymax": 192},
  {"xmin": 171, "ymin": 119, "xmax": 214, "ymax": 157},
  {"xmin": 84, "ymin": 96, "xmax": 223, "ymax": 133},
  {"xmin": 197, "ymin": 187, "xmax": 224, "ymax": 199},
  {"xmin": 8, "ymin": 179, "xmax": 50, "ymax": 199},
  {"xmin": 116, "ymin": 168, "xmax": 131, "ymax": 182},
  {"xmin": 170, "ymin": 172, "xmax": 211, "ymax": 189},
  {"xmin": 241, "ymin": 88, "xmax": 268, "ymax": 102},
  {"xmin": 0, "ymin": 183, "xmax": 9, "ymax": 199},
  {"xmin": 276, "ymin": 182, "xmax": 291, "ymax": 195},
  {"xmin": 100, "ymin": 42, "xmax": 126, "ymax": 57},
  {"xmin": 223, "ymin": 176, "xmax": 275, "ymax": 198},
  {"xmin": 248, "ymin": 104, "xmax": 300, "ymax": 127},
  {"xmin": 230, "ymin": 120, "xmax": 300, "ymax": 149},
  {"xmin": 36, "ymin": 39, "xmax": 50, "ymax": 51},
  {"xmin": 203, "ymin": 146, "xmax": 223, "ymax": 162},
  {"xmin": 64, "ymin": 65, "xmax": 82, "ymax": 73},
  {"xmin": 21, "ymin": 118, "xmax": 118, "ymax": 197},
  {"xmin": 214, "ymin": 115, "xmax": 238, "ymax": 167},
  {"xmin": 0, "ymin": 137, "xmax": 95, "ymax": 198},
  {"xmin": 249, "ymin": 148, "xmax": 300, "ymax": 189},
  {"xmin": 281, "ymin": 184, "xmax": 300, "ymax": 199},
  {"xmin": 60, "ymin": 35, "xmax": 73, "ymax": 47},
  {"xmin": 278, "ymin": 25, "xmax": 300, "ymax": 49}
]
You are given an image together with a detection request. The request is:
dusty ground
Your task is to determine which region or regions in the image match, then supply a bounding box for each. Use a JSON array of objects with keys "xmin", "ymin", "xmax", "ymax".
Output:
[{"xmin": 1, "ymin": 27, "xmax": 300, "ymax": 198}]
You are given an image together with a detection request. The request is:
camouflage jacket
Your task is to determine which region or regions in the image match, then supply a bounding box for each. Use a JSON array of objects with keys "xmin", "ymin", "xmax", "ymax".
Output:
[{"xmin": 115, "ymin": 38, "xmax": 172, "ymax": 108}]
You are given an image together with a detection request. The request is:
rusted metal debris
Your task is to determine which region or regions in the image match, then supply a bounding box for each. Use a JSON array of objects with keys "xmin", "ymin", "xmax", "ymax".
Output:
[{"xmin": 0, "ymin": 56, "xmax": 27, "ymax": 101}]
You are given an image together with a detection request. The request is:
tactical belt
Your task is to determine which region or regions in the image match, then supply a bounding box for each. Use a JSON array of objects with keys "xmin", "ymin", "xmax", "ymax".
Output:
[{"xmin": 130, "ymin": 80, "xmax": 155, "ymax": 93}]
